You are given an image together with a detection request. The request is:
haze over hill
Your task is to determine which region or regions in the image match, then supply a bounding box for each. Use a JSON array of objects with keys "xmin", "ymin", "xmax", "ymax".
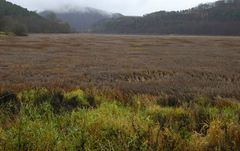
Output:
[
  {"xmin": 39, "ymin": 7, "xmax": 123, "ymax": 32},
  {"xmin": 7, "ymin": 0, "xmax": 217, "ymax": 16}
]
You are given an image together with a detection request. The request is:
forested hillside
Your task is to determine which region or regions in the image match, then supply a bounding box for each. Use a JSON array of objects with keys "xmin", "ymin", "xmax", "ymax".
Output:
[
  {"xmin": 93, "ymin": 0, "xmax": 240, "ymax": 35},
  {"xmin": 2, "ymin": 0, "xmax": 240, "ymax": 35},
  {"xmin": 0, "ymin": 0, "xmax": 71, "ymax": 35}
]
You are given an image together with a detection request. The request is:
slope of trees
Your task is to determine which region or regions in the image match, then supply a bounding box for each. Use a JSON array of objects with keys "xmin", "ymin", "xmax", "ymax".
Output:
[
  {"xmin": 92, "ymin": 0, "xmax": 240, "ymax": 35},
  {"xmin": 0, "ymin": 0, "xmax": 71, "ymax": 35}
]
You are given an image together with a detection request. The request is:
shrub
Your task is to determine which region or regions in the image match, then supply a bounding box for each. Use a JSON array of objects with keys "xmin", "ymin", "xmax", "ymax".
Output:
[
  {"xmin": 0, "ymin": 91, "xmax": 17, "ymax": 105},
  {"xmin": 17, "ymin": 88, "xmax": 50, "ymax": 105},
  {"xmin": 227, "ymin": 123, "xmax": 240, "ymax": 150},
  {"xmin": 51, "ymin": 89, "xmax": 97, "ymax": 112},
  {"xmin": 64, "ymin": 89, "xmax": 89, "ymax": 108},
  {"xmin": 12, "ymin": 23, "xmax": 28, "ymax": 36},
  {"xmin": 193, "ymin": 96, "xmax": 213, "ymax": 107},
  {"xmin": 0, "ymin": 91, "xmax": 20, "ymax": 114},
  {"xmin": 157, "ymin": 96, "xmax": 181, "ymax": 107},
  {"xmin": 0, "ymin": 127, "xmax": 6, "ymax": 150},
  {"xmin": 191, "ymin": 104, "xmax": 211, "ymax": 134},
  {"xmin": 205, "ymin": 120, "xmax": 225, "ymax": 150},
  {"xmin": 51, "ymin": 91, "xmax": 64, "ymax": 113},
  {"xmin": 214, "ymin": 97, "xmax": 238, "ymax": 109},
  {"xmin": 146, "ymin": 105, "xmax": 193, "ymax": 136}
]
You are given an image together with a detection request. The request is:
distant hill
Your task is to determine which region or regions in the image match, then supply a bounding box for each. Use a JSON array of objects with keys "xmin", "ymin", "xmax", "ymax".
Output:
[
  {"xmin": 39, "ymin": 7, "xmax": 123, "ymax": 32},
  {"xmin": 92, "ymin": 0, "xmax": 240, "ymax": 35},
  {"xmin": 0, "ymin": 0, "xmax": 71, "ymax": 35}
]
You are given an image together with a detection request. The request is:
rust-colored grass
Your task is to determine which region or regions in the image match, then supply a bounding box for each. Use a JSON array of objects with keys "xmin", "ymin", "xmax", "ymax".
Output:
[{"xmin": 0, "ymin": 34, "xmax": 239, "ymax": 98}]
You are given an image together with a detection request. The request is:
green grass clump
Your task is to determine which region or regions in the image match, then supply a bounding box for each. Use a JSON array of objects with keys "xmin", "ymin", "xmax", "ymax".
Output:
[
  {"xmin": 0, "ymin": 89, "xmax": 240, "ymax": 150},
  {"xmin": 17, "ymin": 88, "xmax": 50, "ymax": 104},
  {"xmin": 64, "ymin": 89, "xmax": 89, "ymax": 107}
]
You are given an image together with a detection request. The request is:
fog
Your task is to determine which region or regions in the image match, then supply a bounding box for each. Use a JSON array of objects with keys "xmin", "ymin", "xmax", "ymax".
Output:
[{"xmin": 8, "ymin": 0, "xmax": 217, "ymax": 15}]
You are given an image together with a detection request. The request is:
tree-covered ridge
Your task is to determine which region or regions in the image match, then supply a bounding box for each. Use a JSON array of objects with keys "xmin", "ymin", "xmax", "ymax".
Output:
[
  {"xmin": 0, "ymin": 0, "xmax": 33, "ymax": 16},
  {"xmin": 0, "ymin": 0, "xmax": 71, "ymax": 35},
  {"xmin": 92, "ymin": 0, "xmax": 240, "ymax": 35},
  {"xmin": 147, "ymin": 1, "xmax": 240, "ymax": 21}
]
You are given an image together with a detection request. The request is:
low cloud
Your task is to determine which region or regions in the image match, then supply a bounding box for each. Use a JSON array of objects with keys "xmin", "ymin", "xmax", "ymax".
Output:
[{"xmin": 8, "ymin": 0, "xmax": 216, "ymax": 15}]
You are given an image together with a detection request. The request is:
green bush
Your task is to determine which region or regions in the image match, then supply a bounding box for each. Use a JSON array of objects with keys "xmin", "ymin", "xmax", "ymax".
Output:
[{"xmin": 12, "ymin": 23, "xmax": 28, "ymax": 36}]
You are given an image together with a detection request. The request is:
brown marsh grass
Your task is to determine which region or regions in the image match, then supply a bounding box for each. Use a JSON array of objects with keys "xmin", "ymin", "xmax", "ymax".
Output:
[{"xmin": 0, "ymin": 34, "xmax": 240, "ymax": 98}]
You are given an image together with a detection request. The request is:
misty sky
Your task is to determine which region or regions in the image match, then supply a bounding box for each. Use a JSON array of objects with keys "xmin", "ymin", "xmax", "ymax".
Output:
[{"xmin": 8, "ymin": 0, "xmax": 217, "ymax": 16}]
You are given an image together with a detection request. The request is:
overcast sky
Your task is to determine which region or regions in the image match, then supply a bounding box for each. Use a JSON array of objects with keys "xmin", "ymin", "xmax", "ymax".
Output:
[{"xmin": 8, "ymin": 0, "xmax": 217, "ymax": 16}]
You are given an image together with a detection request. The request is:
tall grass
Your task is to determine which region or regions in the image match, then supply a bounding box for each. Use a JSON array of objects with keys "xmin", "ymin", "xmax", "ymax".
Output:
[{"xmin": 0, "ymin": 89, "xmax": 240, "ymax": 150}]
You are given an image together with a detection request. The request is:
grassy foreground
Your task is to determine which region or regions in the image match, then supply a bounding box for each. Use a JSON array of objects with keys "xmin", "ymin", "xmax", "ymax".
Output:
[{"xmin": 0, "ymin": 88, "xmax": 240, "ymax": 151}]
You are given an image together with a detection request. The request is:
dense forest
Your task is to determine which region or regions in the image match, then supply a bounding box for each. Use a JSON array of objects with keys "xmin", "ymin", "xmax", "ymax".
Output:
[
  {"xmin": 0, "ymin": 0, "xmax": 71, "ymax": 35},
  {"xmin": 1, "ymin": 0, "xmax": 240, "ymax": 35},
  {"xmin": 92, "ymin": 0, "xmax": 240, "ymax": 35}
]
